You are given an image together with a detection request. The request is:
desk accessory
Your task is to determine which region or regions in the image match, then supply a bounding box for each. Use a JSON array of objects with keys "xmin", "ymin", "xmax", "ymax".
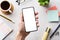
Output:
[
  {"xmin": 46, "ymin": 6, "xmax": 60, "ymax": 16},
  {"xmin": 47, "ymin": 10, "xmax": 59, "ymax": 22},
  {"xmin": 16, "ymin": 0, "xmax": 25, "ymax": 5},
  {"xmin": 16, "ymin": 0, "xmax": 20, "ymax": 5},
  {"xmin": 42, "ymin": 27, "xmax": 51, "ymax": 40},
  {"xmin": 0, "ymin": 14, "xmax": 14, "ymax": 23},
  {"xmin": 0, "ymin": 18, "xmax": 13, "ymax": 40},
  {"xmin": 50, "ymin": 24, "xmax": 60, "ymax": 39}
]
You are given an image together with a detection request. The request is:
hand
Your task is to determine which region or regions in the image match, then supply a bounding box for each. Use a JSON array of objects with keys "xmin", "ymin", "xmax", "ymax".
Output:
[{"xmin": 16, "ymin": 12, "xmax": 39, "ymax": 40}]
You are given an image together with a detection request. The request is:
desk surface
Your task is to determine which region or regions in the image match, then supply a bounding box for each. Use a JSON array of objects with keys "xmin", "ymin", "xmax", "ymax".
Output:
[{"xmin": 0, "ymin": 0, "xmax": 60, "ymax": 40}]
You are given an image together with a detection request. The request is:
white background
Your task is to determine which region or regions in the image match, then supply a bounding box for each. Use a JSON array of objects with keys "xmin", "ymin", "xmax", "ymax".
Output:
[{"xmin": 0, "ymin": 0, "xmax": 60, "ymax": 40}]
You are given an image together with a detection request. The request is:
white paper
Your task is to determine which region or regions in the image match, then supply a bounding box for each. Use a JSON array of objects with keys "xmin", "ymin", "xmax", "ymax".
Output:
[{"xmin": 0, "ymin": 18, "xmax": 13, "ymax": 40}]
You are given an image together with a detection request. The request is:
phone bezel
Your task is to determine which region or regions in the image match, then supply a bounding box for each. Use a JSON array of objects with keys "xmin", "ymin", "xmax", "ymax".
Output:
[{"xmin": 22, "ymin": 7, "xmax": 38, "ymax": 32}]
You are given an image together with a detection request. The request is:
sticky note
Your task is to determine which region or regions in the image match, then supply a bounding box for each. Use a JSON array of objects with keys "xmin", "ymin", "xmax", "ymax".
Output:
[
  {"xmin": 46, "ymin": 6, "xmax": 57, "ymax": 12},
  {"xmin": 48, "ymin": 6, "xmax": 57, "ymax": 10},
  {"xmin": 47, "ymin": 10, "xmax": 59, "ymax": 22},
  {"xmin": 46, "ymin": 6, "xmax": 60, "ymax": 16}
]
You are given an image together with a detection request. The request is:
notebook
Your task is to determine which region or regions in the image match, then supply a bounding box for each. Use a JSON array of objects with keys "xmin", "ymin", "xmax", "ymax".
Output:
[
  {"xmin": 47, "ymin": 10, "xmax": 59, "ymax": 22},
  {"xmin": 0, "ymin": 18, "xmax": 13, "ymax": 40}
]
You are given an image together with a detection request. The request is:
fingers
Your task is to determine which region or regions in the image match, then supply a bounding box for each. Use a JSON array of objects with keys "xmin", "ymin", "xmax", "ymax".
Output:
[
  {"xmin": 35, "ymin": 12, "xmax": 38, "ymax": 15},
  {"xmin": 35, "ymin": 12, "xmax": 39, "ymax": 27},
  {"xmin": 35, "ymin": 12, "xmax": 38, "ymax": 19},
  {"xmin": 35, "ymin": 14, "xmax": 38, "ymax": 19},
  {"xmin": 37, "ymin": 23, "xmax": 39, "ymax": 27},
  {"xmin": 36, "ymin": 19, "xmax": 39, "ymax": 27},
  {"xmin": 36, "ymin": 21, "xmax": 38, "ymax": 24}
]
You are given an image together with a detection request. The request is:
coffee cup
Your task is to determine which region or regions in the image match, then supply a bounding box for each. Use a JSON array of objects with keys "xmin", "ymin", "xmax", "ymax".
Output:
[{"xmin": 0, "ymin": 0, "xmax": 14, "ymax": 15}]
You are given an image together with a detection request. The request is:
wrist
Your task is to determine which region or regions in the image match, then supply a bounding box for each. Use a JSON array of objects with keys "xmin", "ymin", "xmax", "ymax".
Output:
[
  {"xmin": 16, "ymin": 32, "xmax": 25, "ymax": 40},
  {"xmin": 20, "ymin": 35, "xmax": 25, "ymax": 40}
]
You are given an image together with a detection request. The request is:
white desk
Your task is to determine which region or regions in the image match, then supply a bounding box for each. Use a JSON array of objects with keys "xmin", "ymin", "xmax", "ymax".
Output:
[{"xmin": 0, "ymin": 0, "xmax": 60, "ymax": 40}]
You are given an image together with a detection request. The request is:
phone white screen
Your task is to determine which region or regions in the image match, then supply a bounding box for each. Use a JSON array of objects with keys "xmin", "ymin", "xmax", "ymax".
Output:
[{"xmin": 23, "ymin": 7, "xmax": 37, "ymax": 32}]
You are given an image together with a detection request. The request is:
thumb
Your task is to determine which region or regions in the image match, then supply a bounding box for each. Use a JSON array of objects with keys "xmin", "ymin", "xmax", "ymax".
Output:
[{"xmin": 20, "ymin": 13, "xmax": 24, "ymax": 22}]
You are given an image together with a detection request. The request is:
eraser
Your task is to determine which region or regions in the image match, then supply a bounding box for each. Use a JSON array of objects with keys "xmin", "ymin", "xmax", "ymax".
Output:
[{"xmin": 47, "ymin": 10, "xmax": 59, "ymax": 22}]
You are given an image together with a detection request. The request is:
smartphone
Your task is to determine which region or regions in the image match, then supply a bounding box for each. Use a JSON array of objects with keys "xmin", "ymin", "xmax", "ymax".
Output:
[{"xmin": 22, "ymin": 7, "xmax": 37, "ymax": 32}]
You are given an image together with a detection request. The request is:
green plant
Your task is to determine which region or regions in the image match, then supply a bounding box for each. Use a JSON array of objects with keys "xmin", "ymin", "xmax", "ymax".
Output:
[{"xmin": 38, "ymin": 0, "xmax": 50, "ymax": 6}]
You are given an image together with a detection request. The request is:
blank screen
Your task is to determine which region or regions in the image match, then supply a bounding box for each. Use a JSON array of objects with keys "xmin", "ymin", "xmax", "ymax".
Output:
[{"xmin": 23, "ymin": 7, "xmax": 37, "ymax": 32}]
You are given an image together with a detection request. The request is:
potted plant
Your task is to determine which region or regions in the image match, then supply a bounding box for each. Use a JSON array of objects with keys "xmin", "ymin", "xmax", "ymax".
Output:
[{"xmin": 38, "ymin": 0, "xmax": 50, "ymax": 6}]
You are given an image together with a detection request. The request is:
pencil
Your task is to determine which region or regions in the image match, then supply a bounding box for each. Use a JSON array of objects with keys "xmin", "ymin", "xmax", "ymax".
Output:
[{"xmin": 0, "ymin": 14, "xmax": 15, "ymax": 23}]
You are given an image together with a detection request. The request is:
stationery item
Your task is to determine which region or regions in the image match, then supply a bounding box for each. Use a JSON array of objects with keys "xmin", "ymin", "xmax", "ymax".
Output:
[
  {"xmin": 22, "ymin": 7, "xmax": 37, "ymax": 32},
  {"xmin": 0, "ymin": 14, "xmax": 14, "ymax": 23},
  {"xmin": 42, "ymin": 27, "xmax": 51, "ymax": 40},
  {"xmin": 0, "ymin": 0, "xmax": 14, "ymax": 15},
  {"xmin": 50, "ymin": 24, "xmax": 60, "ymax": 39},
  {"xmin": 0, "ymin": 18, "xmax": 13, "ymax": 40},
  {"xmin": 46, "ymin": 6, "xmax": 57, "ymax": 13},
  {"xmin": 47, "ymin": 10, "xmax": 59, "ymax": 22},
  {"xmin": 46, "ymin": 6, "xmax": 60, "ymax": 16},
  {"xmin": 48, "ymin": 6, "xmax": 57, "ymax": 10},
  {"xmin": 16, "ymin": 0, "xmax": 20, "ymax": 5},
  {"xmin": 16, "ymin": 0, "xmax": 25, "ymax": 5}
]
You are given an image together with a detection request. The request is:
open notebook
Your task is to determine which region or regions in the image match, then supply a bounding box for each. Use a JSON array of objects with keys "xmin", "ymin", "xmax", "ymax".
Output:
[{"xmin": 0, "ymin": 18, "xmax": 13, "ymax": 40}]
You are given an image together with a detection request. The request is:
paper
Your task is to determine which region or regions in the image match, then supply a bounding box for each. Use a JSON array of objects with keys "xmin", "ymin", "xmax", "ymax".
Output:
[
  {"xmin": 46, "ymin": 6, "xmax": 60, "ymax": 16},
  {"xmin": 47, "ymin": 10, "xmax": 59, "ymax": 22},
  {"xmin": 0, "ymin": 18, "xmax": 13, "ymax": 40}
]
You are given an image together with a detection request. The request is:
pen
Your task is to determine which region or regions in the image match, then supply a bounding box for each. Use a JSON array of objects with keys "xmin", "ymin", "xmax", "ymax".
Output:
[
  {"xmin": 50, "ymin": 24, "xmax": 60, "ymax": 39},
  {"xmin": 0, "ymin": 14, "xmax": 14, "ymax": 23},
  {"xmin": 42, "ymin": 27, "xmax": 51, "ymax": 40},
  {"xmin": 16, "ymin": 0, "xmax": 25, "ymax": 5}
]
